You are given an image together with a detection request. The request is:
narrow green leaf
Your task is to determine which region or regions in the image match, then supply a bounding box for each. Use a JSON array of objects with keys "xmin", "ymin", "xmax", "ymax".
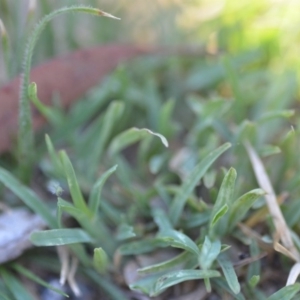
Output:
[
  {"xmin": 93, "ymin": 248, "xmax": 109, "ymax": 274},
  {"xmin": 259, "ymin": 145, "xmax": 281, "ymax": 157},
  {"xmin": 210, "ymin": 168, "xmax": 236, "ymax": 229},
  {"xmin": 130, "ymin": 274, "xmax": 162, "ymax": 296},
  {"xmin": 184, "ymin": 211, "xmax": 210, "ymax": 228},
  {"xmin": 88, "ymin": 165, "xmax": 117, "ymax": 214},
  {"xmin": 211, "ymin": 204, "xmax": 229, "ymax": 227},
  {"xmin": 169, "ymin": 143, "xmax": 231, "ymax": 226},
  {"xmin": 248, "ymin": 275, "xmax": 260, "ymax": 288},
  {"xmin": 199, "ymin": 236, "xmax": 221, "ymax": 270},
  {"xmin": 0, "ymin": 167, "xmax": 56, "ymax": 228},
  {"xmin": 87, "ymin": 101, "xmax": 124, "ymax": 177},
  {"xmin": 59, "ymin": 151, "xmax": 90, "ymax": 214},
  {"xmin": 247, "ymin": 240, "xmax": 261, "ymax": 282},
  {"xmin": 138, "ymin": 251, "xmax": 193, "ymax": 275},
  {"xmin": 116, "ymin": 223, "xmax": 136, "ymax": 240},
  {"xmin": 258, "ymin": 110, "xmax": 295, "ymax": 123},
  {"xmin": 0, "ymin": 268, "xmax": 34, "ymax": 300},
  {"xmin": 152, "ymin": 208, "xmax": 173, "ymax": 231},
  {"xmin": 45, "ymin": 134, "xmax": 63, "ymax": 175},
  {"xmin": 119, "ymin": 239, "xmax": 165, "ymax": 255},
  {"xmin": 229, "ymin": 189, "xmax": 265, "ymax": 230},
  {"xmin": 157, "ymin": 229, "xmax": 200, "ymax": 256},
  {"xmin": 217, "ymin": 254, "xmax": 241, "ymax": 294},
  {"xmin": 151, "ymin": 269, "xmax": 221, "ymax": 297},
  {"xmin": 12, "ymin": 264, "xmax": 68, "ymax": 297},
  {"xmin": 108, "ymin": 127, "xmax": 168, "ymax": 156},
  {"xmin": 158, "ymin": 99, "xmax": 176, "ymax": 137},
  {"xmin": 29, "ymin": 83, "xmax": 63, "ymax": 126},
  {"xmin": 57, "ymin": 198, "xmax": 85, "ymax": 228},
  {"xmin": 267, "ymin": 283, "xmax": 300, "ymax": 300},
  {"xmin": 213, "ymin": 278, "xmax": 246, "ymax": 300},
  {"xmin": 30, "ymin": 228, "xmax": 92, "ymax": 246}
]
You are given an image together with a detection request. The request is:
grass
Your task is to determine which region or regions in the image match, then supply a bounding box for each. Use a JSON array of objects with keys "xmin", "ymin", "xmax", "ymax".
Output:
[{"xmin": 0, "ymin": 1, "xmax": 300, "ymax": 299}]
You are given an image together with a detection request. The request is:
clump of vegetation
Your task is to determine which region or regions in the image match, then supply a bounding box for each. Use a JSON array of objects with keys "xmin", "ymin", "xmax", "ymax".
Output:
[{"xmin": 0, "ymin": 1, "xmax": 300, "ymax": 299}]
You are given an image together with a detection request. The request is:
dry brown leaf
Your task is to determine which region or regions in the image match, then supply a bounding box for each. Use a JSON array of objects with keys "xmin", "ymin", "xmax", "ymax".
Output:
[{"xmin": 245, "ymin": 141, "xmax": 299, "ymax": 261}]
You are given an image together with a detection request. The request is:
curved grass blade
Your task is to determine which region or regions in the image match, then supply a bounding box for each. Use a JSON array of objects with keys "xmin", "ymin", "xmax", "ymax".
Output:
[
  {"xmin": 108, "ymin": 127, "xmax": 168, "ymax": 156},
  {"xmin": 116, "ymin": 223, "xmax": 136, "ymax": 240},
  {"xmin": 19, "ymin": 4, "xmax": 119, "ymax": 179},
  {"xmin": 0, "ymin": 167, "xmax": 56, "ymax": 228},
  {"xmin": 57, "ymin": 198, "xmax": 85, "ymax": 228},
  {"xmin": 138, "ymin": 251, "xmax": 193, "ymax": 275},
  {"xmin": 267, "ymin": 283, "xmax": 300, "ymax": 300},
  {"xmin": 169, "ymin": 143, "xmax": 231, "ymax": 226},
  {"xmin": 151, "ymin": 269, "xmax": 221, "ymax": 297},
  {"xmin": 157, "ymin": 229, "xmax": 200, "ymax": 256},
  {"xmin": 29, "ymin": 83, "xmax": 63, "ymax": 126},
  {"xmin": 229, "ymin": 189, "xmax": 265, "ymax": 230},
  {"xmin": 30, "ymin": 228, "xmax": 92, "ymax": 246}
]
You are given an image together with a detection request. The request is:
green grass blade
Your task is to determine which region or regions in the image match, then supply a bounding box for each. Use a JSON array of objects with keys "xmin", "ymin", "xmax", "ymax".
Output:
[
  {"xmin": 108, "ymin": 127, "xmax": 168, "ymax": 156},
  {"xmin": 267, "ymin": 283, "xmax": 300, "ymax": 300},
  {"xmin": 151, "ymin": 269, "xmax": 221, "ymax": 297},
  {"xmin": 0, "ymin": 268, "xmax": 34, "ymax": 300},
  {"xmin": 119, "ymin": 239, "xmax": 165, "ymax": 255},
  {"xmin": 57, "ymin": 198, "xmax": 85, "ymax": 228},
  {"xmin": 12, "ymin": 264, "xmax": 68, "ymax": 297},
  {"xmin": 93, "ymin": 248, "xmax": 109, "ymax": 274},
  {"xmin": 152, "ymin": 208, "xmax": 173, "ymax": 231},
  {"xmin": 169, "ymin": 142, "xmax": 231, "ymax": 226},
  {"xmin": 87, "ymin": 101, "xmax": 124, "ymax": 177},
  {"xmin": 199, "ymin": 236, "xmax": 221, "ymax": 270},
  {"xmin": 217, "ymin": 254, "xmax": 241, "ymax": 294},
  {"xmin": 211, "ymin": 204, "xmax": 229, "ymax": 229},
  {"xmin": 45, "ymin": 134, "xmax": 63, "ymax": 176},
  {"xmin": 30, "ymin": 228, "xmax": 93, "ymax": 246},
  {"xmin": 130, "ymin": 274, "xmax": 162, "ymax": 296},
  {"xmin": 88, "ymin": 165, "xmax": 117, "ymax": 214},
  {"xmin": 137, "ymin": 251, "xmax": 192, "ymax": 275},
  {"xmin": 59, "ymin": 150, "xmax": 90, "ymax": 215},
  {"xmin": 248, "ymin": 275, "xmax": 260, "ymax": 288},
  {"xmin": 210, "ymin": 168, "xmax": 236, "ymax": 230},
  {"xmin": 229, "ymin": 189, "xmax": 265, "ymax": 230},
  {"xmin": 28, "ymin": 83, "xmax": 63, "ymax": 126},
  {"xmin": 158, "ymin": 99, "xmax": 176, "ymax": 137},
  {"xmin": 157, "ymin": 229, "xmax": 200, "ymax": 256},
  {"xmin": 116, "ymin": 223, "xmax": 136, "ymax": 240},
  {"xmin": 0, "ymin": 167, "xmax": 56, "ymax": 228}
]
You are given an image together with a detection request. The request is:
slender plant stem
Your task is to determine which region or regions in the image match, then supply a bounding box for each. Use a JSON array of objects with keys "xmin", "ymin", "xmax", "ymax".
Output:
[{"xmin": 18, "ymin": 5, "xmax": 119, "ymax": 181}]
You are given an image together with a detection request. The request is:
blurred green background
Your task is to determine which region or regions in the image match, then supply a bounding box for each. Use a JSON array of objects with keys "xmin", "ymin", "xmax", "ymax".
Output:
[{"xmin": 1, "ymin": 0, "xmax": 300, "ymax": 91}]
